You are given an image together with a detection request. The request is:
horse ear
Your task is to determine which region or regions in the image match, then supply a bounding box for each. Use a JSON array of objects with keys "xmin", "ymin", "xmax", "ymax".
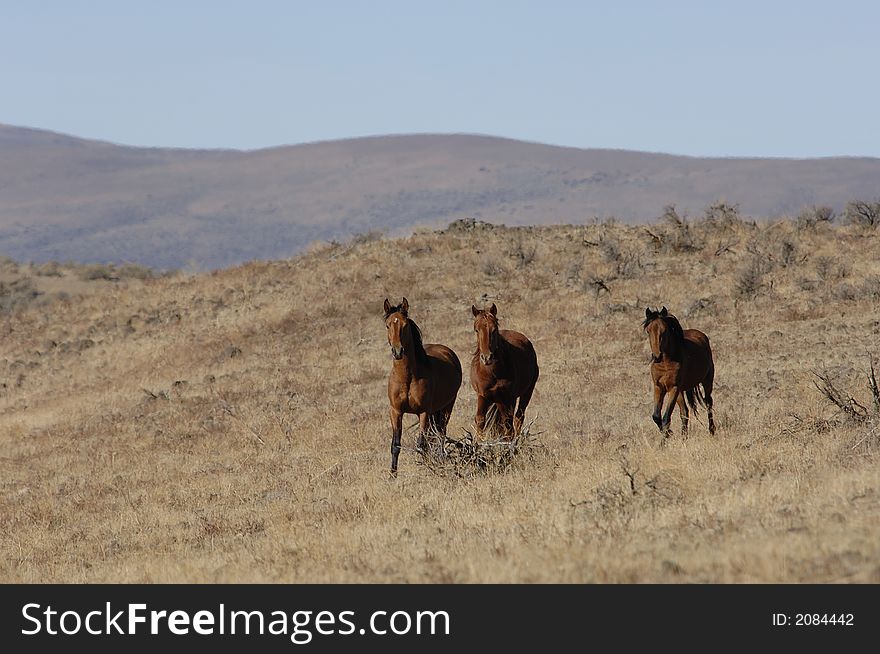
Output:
[
  {"xmin": 400, "ymin": 297, "xmax": 409, "ymax": 315},
  {"xmin": 489, "ymin": 303, "xmax": 497, "ymax": 316},
  {"xmin": 472, "ymin": 304, "xmax": 480, "ymax": 317},
  {"xmin": 645, "ymin": 307, "xmax": 652, "ymax": 319},
  {"xmin": 384, "ymin": 299, "xmax": 392, "ymax": 315},
  {"xmin": 660, "ymin": 306, "xmax": 668, "ymax": 316}
]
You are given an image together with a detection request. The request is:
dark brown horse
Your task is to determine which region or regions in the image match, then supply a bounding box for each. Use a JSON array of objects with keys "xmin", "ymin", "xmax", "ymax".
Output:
[
  {"xmin": 384, "ymin": 298, "xmax": 462, "ymax": 475},
  {"xmin": 470, "ymin": 303, "xmax": 539, "ymax": 438},
  {"xmin": 643, "ymin": 306, "xmax": 716, "ymax": 437}
]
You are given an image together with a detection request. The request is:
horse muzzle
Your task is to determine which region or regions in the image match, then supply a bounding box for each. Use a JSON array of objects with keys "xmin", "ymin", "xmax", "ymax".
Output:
[
  {"xmin": 479, "ymin": 352, "xmax": 493, "ymax": 365},
  {"xmin": 651, "ymin": 353, "xmax": 662, "ymax": 363},
  {"xmin": 391, "ymin": 346, "xmax": 404, "ymax": 360}
]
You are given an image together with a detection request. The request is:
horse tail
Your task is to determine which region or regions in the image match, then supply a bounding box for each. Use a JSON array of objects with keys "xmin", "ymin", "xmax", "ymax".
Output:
[{"xmin": 685, "ymin": 385, "xmax": 706, "ymax": 415}]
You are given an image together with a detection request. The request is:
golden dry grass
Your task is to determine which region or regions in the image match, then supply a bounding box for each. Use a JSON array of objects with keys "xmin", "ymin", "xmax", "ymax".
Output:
[{"xmin": 1, "ymin": 216, "xmax": 878, "ymax": 582}]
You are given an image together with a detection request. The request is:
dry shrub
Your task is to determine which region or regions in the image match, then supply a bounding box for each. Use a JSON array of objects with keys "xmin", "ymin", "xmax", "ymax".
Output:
[
  {"xmin": 812, "ymin": 356, "xmax": 880, "ymax": 457},
  {"xmin": 734, "ymin": 255, "xmax": 770, "ymax": 299},
  {"xmin": 509, "ymin": 237, "xmax": 537, "ymax": 268},
  {"xmin": 843, "ymin": 200, "xmax": 880, "ymax": 229},
  {"xmin": 815, "ymin": 256, "xmax": 850, "ymax": 282},
  {"xmin": 778, "ymin": 239, "xmax": 799, "ymax": 267},
  {"xmin": 645, "ymin": 205, "xmax": 704, "ymax": 253},
  {"xmin": 443, "ymin": 217, "xmax": 497, "ymax": 234},
  {"xmin": 34, "ymin": 261, "xmax": 64, "ymax": 277},
  {"xmin": 797, "ymin": 205, "xmax": 835, "ymax": 231},
  {"xmin": 482, "ymin": 258, "xmax": 508, "ymax": 278},
  {"xmin": 0, "ymin": 277, "xmax": 41, "ymax": 313},
  {"xmin": 418, "ymin": 408, "xmax": 546, "ymax": 477},
  {"xmin": 861, "ymin": 276, "xmax": 880, "ymax": 300},
  {"xmin": 117, "ymin": 263, "xmax": 157, "ymax": 280},
  {"xmin": 350, "ymin": 230, "xmax": 384, "ymax": 245},
  {"xmin": 598, "ymin": 237, "xmax": 645, "ymax": 280},
  {"xmin": 78, "ymin": 263, "xmax": 119, "ymax": 281},
  {"xmin": 701, "ymin": 201, "xmax": 743, "ymax": 231}
]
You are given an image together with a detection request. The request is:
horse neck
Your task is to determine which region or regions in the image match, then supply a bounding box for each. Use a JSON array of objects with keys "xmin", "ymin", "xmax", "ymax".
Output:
[
  {"xmin": 663, "ymin": 342, "xmax": 683, "ymax": 362},
  {"xmin": 661, "ymin": 327, "xmax": 685, "ymax": 361},
  {"xmin": 396, "ymin": 321, "xmax": 429, "ymax": 376}
]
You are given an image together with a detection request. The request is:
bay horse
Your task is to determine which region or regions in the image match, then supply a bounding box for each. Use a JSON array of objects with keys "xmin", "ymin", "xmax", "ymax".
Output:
[
  {"xmin": 383, "ymin": 298, "xmax": 462, "ymax": 475},
  {"xmin": 470, "ymin": 303, "xmax": 539, "ymax": 438},
  {"xmin": 643, "ymin": 306, "xmax": 716, "ymax": 438}
]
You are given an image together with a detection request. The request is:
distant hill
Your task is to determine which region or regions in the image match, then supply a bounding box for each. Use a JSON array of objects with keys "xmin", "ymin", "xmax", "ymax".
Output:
[{"xmin": 1, "ymin": 123, "xmax": 879, "ymax": 269}]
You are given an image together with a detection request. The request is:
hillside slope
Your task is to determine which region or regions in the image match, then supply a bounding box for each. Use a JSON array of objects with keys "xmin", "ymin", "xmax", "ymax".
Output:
[
  {"xmin": 1, "ymin": 217, "xmax": 878, "ymax": 582},
  {"xmin": 2, "ymin": 123, "xmax": 880, "ymax": 269}
]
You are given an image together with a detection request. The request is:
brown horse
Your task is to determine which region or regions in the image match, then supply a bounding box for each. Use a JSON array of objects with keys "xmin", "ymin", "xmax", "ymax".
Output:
[
  {"xmin": 384, "ymin": 298, "xmax": 462, "ymax": 475},
  {"xmin": 643, "ymin": 306, "xmax": 716, "ymax": 438},
  {"xmin": 470, "ymin": 303, "xmax": 539, "ymax": 438}
]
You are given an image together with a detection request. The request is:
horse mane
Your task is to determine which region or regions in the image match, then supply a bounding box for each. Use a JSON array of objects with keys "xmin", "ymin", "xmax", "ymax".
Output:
[
  {"xmin": 662, "ymin": 314, "xmax": 685, "ymax": 344},
  {"xmin": 405, "ymin": 318, "xmax": 429, "ymax": 365}
]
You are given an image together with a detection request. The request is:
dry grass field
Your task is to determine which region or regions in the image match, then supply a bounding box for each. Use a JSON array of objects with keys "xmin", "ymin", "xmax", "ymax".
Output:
[{"xmin": 1, "ymin": 212, "xmax": 879, "ymax": 582}]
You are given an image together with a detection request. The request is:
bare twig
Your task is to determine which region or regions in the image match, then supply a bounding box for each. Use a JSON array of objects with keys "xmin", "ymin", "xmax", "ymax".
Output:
[
  {"xmin": 811, "ymin": 370, "xmax": 868, "ymax": 422},
  {"xmin": 620, "ymin": 457, "xmax": 639, "ymax": 496}
]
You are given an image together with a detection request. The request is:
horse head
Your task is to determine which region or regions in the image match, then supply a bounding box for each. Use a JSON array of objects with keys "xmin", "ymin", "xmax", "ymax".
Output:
[
  {"xmin": 472, "ymin": 303, "xmax": 499, "ymax": 365},
  {"xmin": 643, "ymin": 306, "xmax": 681, "ymax": 363},
  {"xmin": 383, "ymin": 297, "xmax": 411, "ymax": 360}
]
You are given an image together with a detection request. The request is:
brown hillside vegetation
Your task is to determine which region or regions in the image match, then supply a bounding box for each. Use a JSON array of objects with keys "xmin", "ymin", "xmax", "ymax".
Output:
[{"xmin": 1, "ymin": 215, "xmax": 879, "ymax": 582}]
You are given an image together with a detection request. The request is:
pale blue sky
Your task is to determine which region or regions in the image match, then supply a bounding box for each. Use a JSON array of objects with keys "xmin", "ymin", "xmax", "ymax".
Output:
[{"xmin": 2, "ymin": 1, "xmax": 878, "ymax": 156}]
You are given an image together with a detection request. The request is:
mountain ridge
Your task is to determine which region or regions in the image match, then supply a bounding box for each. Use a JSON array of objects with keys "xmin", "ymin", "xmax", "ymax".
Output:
[{"xmin": 2, "ymin": 124, "xmax": 879, "ymax": 269}]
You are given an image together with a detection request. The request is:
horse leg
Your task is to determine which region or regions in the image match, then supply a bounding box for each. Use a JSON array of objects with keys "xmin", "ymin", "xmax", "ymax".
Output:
[
  {"xmin": 390, "ymin": 408, "xmax": 403, "ymax": 476},
  {"xmin": 474, "ymin": 394, "xmax": 490, "ymax": 435},
  {"xmin": 676, "ymin": 392, "xmax": 689, "ymax": 437},
  {"xmin": 497, "ymin": 402, "xmax": 515, "ymax": 440},
  {"xmin": 438, "ymin": 398, "xmax": 456, "ymax": 436},
  {"xmin": 514, "ymin": 384, "xmax": 535, "ymax": 435},
  {"xmin": 703, "ymin": 372, "xmax": 716, "ymax": 435},
  {"xmin": 417, "ymin": 412, "xmax": 431, "ymax": 451},
  {"xmin": 661, "ymin": 387, "xmax": 680, "ymax": 438},
  {"xmin": 652, "ymin": 384, "xmax": 666, "ymax": 431}
]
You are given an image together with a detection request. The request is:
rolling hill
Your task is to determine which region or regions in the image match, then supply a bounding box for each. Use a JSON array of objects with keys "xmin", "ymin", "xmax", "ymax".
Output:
[
  {"xmin": 2, "ymin": 123, "xmax": 880, "ymax": 269},
  {"xmin": 1, "ymin": 218, "xmax": 878, "ymax": 582}
]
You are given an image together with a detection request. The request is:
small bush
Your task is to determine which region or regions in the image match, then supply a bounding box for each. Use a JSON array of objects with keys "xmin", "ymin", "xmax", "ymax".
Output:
[
  {"xmin": 35, "ymin": 261, "xmax": 64, "ymax": 277},
  {"xmin": 797, "ymin": 205, "xmax": 835, "ymax": 231},
  {"xmin": 482, "ymin": 258, "xmax": 508, "ymax": 278},
  {"xmin": 117, "ymin": 263, "xmax": 157, "ymax": 280},
  {"xmin": 734, "ymin": 255, "xmax": 772, "ymax": 299},
  {"xmin": 78, "ymin": 264, "xmax": 119, "ymax": 281},
  {"xmin": 350, "ymin": 230, "xmax": 384, "ymax": 245},
  {"xmin": 510, "ymin": 237, "xmax": 537, "ymax": 268},
  {"xmin": 702, "ymin": 201, "xmax": 743, "ymax": 230},
  {"xmin": 0, "ymin": 277, "xmax": 41, "ymax": 313},
  {"xmin": 418, "ymin": 412, "xmax": 545, "ymax": 477},
  {"xmin": 833, "ymin": 283, "xmax": 859, "ymax": 302},
  {"xmin": 861, "ymin": 275, "xmax": 880, "ymax": 300},
  {"xmin": 843, "ymin": 200, "xmax": 880, "ymax": 228},
  {"xmin": 598, "ymin": 237, "xmax": 644, "ymax": 279},
  {"xmin": 815, "ymin": 256, "xmax": 850, "ymax": 281},
  {"xmin": 779, "ymin": 240, "xmax": 798, "ymax": 267},
  {"xmin": 564, "ymin": 259, "xmax": 583, "ymax": 286},
  {"xmin": 654, "ymin": 205, "xmax": 703, "ymax": 252},
  {"xmin": 598, "ymin": 236, "xmax": 621, "ymax": 262},
  {"xmin": 812, "ymin": 357, "xmax": 880, "ymax": 457}
]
